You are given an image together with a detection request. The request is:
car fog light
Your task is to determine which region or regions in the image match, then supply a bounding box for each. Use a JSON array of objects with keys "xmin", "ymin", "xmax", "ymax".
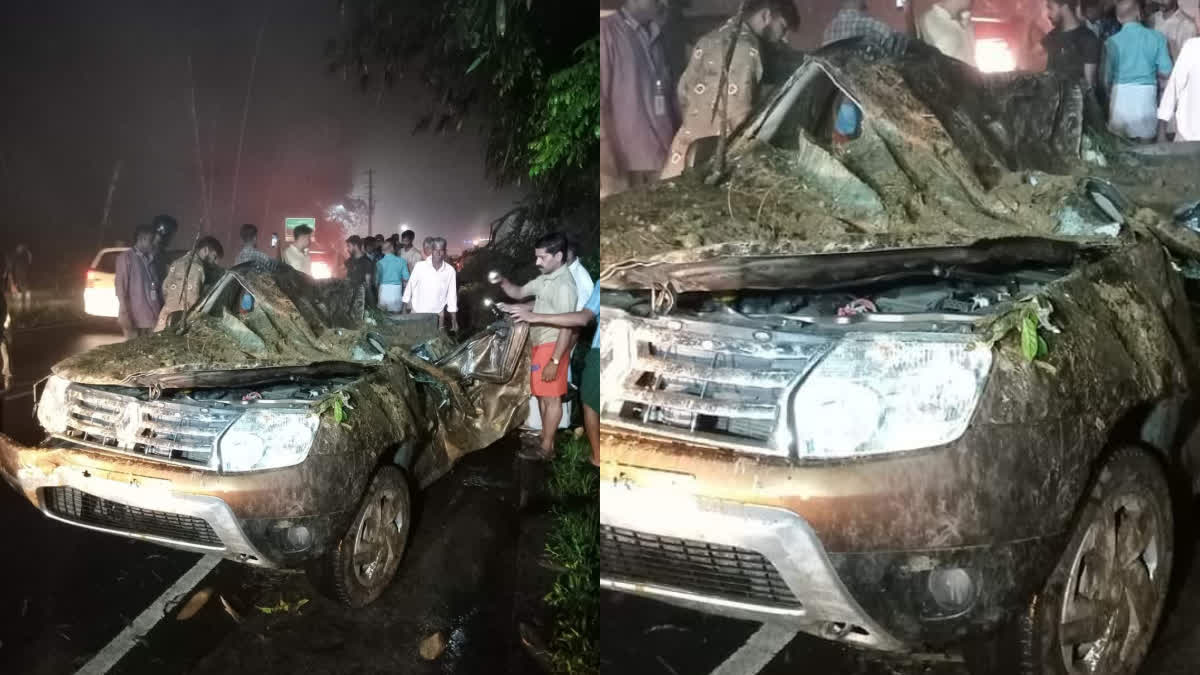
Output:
[
  {"xmin": 928, "ymin": 567, "xmax": 975, "ymax": 611},
  {"xmin": 286, "ymin": 525, "xmax": 312, "ymax": 549}
]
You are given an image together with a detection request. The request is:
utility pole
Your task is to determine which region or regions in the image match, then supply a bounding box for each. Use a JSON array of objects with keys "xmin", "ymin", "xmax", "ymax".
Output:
[
  {"xmin": 367, "ymin": 169, "xmax": 374, "ymax": 237},
  {"xmin": 98, "ymin": 159, "xmax": 123, "ymax": 248}
]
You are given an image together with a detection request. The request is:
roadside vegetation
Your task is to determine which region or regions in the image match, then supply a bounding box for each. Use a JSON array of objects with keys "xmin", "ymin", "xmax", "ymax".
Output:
[{"xmin": 544, "ymin": 432, "xmax": 600, "ymax": 674}]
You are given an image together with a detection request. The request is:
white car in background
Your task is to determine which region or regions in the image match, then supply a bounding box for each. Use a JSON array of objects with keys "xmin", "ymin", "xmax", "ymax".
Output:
[
  {"xmin": 83, "ymin": 247, "xmax": 127, "ymax": 318},
  {"xmin": 84, "ymin": 247, "xmax": 190, "ymax": 319}
]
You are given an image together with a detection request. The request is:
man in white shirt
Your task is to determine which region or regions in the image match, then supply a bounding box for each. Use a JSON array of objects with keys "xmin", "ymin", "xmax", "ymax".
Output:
[
  {"xmin": 1159, "ymin": 36, "xmax": 1200, "ymax": 141},
  {"xmin": 917, "ymin": 0, "xmax": 977, "ymax": 66},
  {"xmin": 403, "ymin": 237, "xmax": 459, "ymax": 332},
  {"xmin": 283, "ymin": 225, "xmax": 313, "ymax": 275}
]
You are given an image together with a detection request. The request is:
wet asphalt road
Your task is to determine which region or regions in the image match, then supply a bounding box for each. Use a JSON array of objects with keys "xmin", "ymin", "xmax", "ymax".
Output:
[{"xmin": 0, "ymin": 320, "xmax": 540, "ymax": 675}]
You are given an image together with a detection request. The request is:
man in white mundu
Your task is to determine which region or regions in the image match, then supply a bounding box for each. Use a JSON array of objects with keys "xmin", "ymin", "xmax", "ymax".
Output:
[{"xmin": 403, "ymin": 237, "xmax": 459, "ymax": 332}]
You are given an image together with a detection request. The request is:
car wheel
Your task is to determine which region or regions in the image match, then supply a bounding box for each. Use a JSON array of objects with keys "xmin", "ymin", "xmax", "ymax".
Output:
[
  {"xmin": 970, "ymin": 445, "xmax": 1174, "ymax": 675},
  {"xmin": 310, "ymin": 466, "xmax": 411, "ymax": 608}
]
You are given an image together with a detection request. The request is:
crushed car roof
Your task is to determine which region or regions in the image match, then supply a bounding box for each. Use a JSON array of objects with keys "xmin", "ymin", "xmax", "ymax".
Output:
[
  {"xmin": 54, "ymin": 262, "xmax": 441, "ymax": 386},
  {"xmin": 600, "ymin": 39, "xmax": 1198, "ymax": 281}
]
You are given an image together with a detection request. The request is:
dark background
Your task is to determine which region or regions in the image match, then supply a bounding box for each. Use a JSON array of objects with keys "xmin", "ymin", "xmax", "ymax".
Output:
[{"xmin": 0, "ymin": 0, "xmax": 524, "ymax": 289}]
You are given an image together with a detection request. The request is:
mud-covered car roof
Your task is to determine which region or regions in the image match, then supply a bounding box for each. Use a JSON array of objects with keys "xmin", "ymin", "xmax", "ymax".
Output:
[
  {"xmin": 53, "ymin": 261, "xmax": 440, "ymax": 386},
  {"xmin": 599, "ymin": 39, "xmax": 1182, "ymax": 280}
]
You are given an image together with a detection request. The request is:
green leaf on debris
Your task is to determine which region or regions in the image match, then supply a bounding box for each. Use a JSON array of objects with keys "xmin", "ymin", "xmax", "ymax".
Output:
[
  {"xmin": 1037, "ymin": 335, "xmax": 1048, "ymax": 358},
  {"xmin": 1020, "ymin": 314, "xmax": 1039, "ymax": 362}
]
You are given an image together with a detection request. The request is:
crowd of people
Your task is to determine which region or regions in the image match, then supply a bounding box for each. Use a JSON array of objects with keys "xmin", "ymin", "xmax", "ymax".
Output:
[
  {"xmin": 601, "ymin": 0, "xmax": 1200, "ymax": 199},
  {"xmin": 112, "ymin": 216, "xmax": 468, "ymax": 340}
]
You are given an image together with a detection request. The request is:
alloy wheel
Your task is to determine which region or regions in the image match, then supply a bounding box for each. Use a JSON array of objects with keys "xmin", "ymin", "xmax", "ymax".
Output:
[{"xmin": 1058, "ymin": 492, "xmax": 1165, "ymax": 674}]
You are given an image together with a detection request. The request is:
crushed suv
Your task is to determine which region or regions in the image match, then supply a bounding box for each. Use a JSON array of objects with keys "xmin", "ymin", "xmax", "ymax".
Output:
[
  {"xmin": 0, "ymin": 261, "xmax": 530, "ymax": 607},
  {"xmin": 599, "ymin": 39, "xmax": 1200, "ymax": 674}
]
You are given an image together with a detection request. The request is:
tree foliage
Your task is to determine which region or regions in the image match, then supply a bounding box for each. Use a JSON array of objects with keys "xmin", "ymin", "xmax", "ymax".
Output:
[{"xmin": 328, "ymin": 0, "xmax": 598, "ymax": 213}]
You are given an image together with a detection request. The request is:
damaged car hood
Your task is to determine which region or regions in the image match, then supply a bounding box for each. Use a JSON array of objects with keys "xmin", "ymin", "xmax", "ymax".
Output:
[{"xmin": 54, "ymin": 263, "xmax": 441, "ymax": 386}]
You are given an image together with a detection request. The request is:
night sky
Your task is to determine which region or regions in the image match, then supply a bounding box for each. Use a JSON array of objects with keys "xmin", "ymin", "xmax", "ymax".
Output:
[{"xmin": 0, "ymin": 0, "xmax": 523, "ymax": 283}]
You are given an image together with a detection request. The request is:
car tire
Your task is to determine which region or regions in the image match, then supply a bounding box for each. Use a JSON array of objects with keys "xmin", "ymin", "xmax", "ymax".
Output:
[
  {"xmin": 308, "ymin": 465, "xmax": 412, "ymax": 608},
  {"xmin": 967, "ymin": 445, "xmax": 1174, "ymax": 675}
]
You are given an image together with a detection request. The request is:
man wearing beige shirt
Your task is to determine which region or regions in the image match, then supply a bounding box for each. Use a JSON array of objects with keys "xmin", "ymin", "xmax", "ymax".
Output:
[
  {"xmin": 496, "ymin": 233, "xmax": 578, "ymax": 460},
  {"xmin": 918, "ymin": 0, "xmax": 977, "ymax": 66}
]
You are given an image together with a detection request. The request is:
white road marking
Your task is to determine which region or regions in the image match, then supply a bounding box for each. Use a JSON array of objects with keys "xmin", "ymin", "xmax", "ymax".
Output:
[
  {"xmin": 708, "ymin": 624, "xmax": 798, "ymax": 675},
  {"xmin": 75, "ymin": 553, "xmax": 222, "ymax": 675}
]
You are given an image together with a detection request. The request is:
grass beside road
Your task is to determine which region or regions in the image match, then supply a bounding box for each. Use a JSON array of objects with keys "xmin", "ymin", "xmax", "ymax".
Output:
[{"xmin": 543, "ymin": 432, "xmax": 599, "ymax": 674}]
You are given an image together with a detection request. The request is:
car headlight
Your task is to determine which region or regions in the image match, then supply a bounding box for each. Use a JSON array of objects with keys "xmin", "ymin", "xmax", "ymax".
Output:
[
  {"xmin": 219, "ymin": 410, "xmax": 319, "ymax": 472},
  {"xmin": 37, "ymin": 375, "xmax": 71, "ymax": 434},
  {"xmin": 792, "ymin": 336, "xmax": 992, "ymax": 458}
]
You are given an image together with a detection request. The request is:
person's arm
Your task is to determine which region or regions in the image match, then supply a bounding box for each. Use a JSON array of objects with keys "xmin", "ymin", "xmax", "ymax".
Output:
[
  {"xmin": 497, "ymin": 275, "xmax": 533, "ymax": 300},
  {"xmin": 445, "ymin": 267, "xmax": 458, "ymax": 331},
  {"xmin": 401, "ymin": 263, "xmax": 414, "ymax": 312},
  {"xmin": 1158, "ymin": 60, "xmax": 1181, "ymax": 141},
  {"xmin": 115, "ymin": 252, "xmax": 131, "ymax": 329},
  {"xmin": 1083, "ymin": 33, "xmax": 1101, "ymax": 89},
  {"xmin": 1158, "ymin": 34, "xmax": 1174, "ymax": 84},
  {"xmin": 542, "ymin": 327, "xmax": 574, "ymax": 382},
  {"xmin": 1104, "ymin": 38, "xmax": 1117, "ymax": 89},
  {"xmin": 725, "ymin": 39, "xmax": 764, "ymax": 132},
  {"xmin": 500, "ymin": 305, "xmax": 596, "ymax": 328},
  {"xmin": 541, "ymin": 282, "xmax": 579, "ymax": 382}
]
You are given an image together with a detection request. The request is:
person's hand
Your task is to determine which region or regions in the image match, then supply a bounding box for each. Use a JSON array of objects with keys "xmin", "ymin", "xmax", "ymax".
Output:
[
  {"xmin": 500, "ymin": 304, "xmax": 535, "ymax": 323},
  {"xmin": 542, "ymin": 361, "xmax": 559, "ymax": 382}
]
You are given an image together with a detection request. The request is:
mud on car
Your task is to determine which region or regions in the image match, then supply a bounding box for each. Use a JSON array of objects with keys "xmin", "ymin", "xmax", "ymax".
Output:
[
  {"xmin": 0, "ymin": 262, "xmax": 530, "ymax": 607},
  {"xmin": 598, "ymin": 39, "xmax": 1200, "ymax": 674}
]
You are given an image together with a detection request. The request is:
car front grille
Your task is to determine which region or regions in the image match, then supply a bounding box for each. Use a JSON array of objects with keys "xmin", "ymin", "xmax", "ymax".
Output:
[
  {"xmin": 42, "ymin": 486, "xmax": 223, "ymax": 548},
  {"xmin": 61, "ymin": 385, "xmax": 238, "ymax": 467},
  {"xmin": 601, "ymin": 315, "xmax": 831, "ymax": 455},
  {"xmin": 601, "ymin": 525, "xmax": 803, "ymax": 609}
]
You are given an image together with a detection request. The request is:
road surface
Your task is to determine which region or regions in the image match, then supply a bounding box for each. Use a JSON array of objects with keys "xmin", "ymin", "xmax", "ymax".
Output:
[{"xmin": 0, "ymin": 320, "xmax": 542, "ymax": 674}]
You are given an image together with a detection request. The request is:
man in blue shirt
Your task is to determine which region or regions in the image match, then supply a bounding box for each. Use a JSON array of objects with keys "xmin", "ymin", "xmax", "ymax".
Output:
[
  {"xmin": 501, "ymin": 284, "xmax": 601, "ymax": 466},
  {"xmin": 374, "ymin": 240, "xmax": 410, "ymax": 313},
  {"xmin": 1105, "ymin": 0, "xmax": 1173, "ymax": 140}
]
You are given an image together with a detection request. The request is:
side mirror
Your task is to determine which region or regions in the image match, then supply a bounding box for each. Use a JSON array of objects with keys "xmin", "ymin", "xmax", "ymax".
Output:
[{"xmin": 684, "ymin": 135, "xmax": 720, "ymax": 172}]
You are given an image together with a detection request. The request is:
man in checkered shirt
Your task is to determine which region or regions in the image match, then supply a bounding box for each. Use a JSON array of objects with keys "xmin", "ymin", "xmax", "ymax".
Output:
[
  {"xmin": 661, "ymin": 0, "xmax": 798, "ymax": 179},
  {"xmin": 822, "ymin": 0, "xmax": 894, "ymax": 46}
]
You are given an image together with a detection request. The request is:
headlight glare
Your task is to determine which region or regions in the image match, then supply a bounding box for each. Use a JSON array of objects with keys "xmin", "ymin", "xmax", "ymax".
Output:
[
  {"xmin": 792, "ymin": 337, "xmax": 991, "ymax": 458},
  {"xmin": 219, "ymin": 410, "xmax": 318, "ymax": 472},
  {"xmin": 37, "ymin": 375, "xmax": 71, "ymax": 434}
]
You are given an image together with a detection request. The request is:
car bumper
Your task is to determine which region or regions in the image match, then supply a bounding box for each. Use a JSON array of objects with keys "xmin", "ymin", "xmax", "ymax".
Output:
[
  {"xmin": 599, "ymin": 425, "xmax": 1076, "ymax": 650},
  {"xmin": 83, "ymin": 288, "xmax": 119, "ymax": 318},
  {"xmin": 601, "ymin": 480, "xmax": 906, "ymax": 651},
  {"xmin": 0, "ymin": 435, "xmax": 350, "ymax": 568}
]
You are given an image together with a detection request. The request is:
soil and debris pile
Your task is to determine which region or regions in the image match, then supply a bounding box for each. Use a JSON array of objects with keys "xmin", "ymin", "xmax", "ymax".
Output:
[{"xmin": 601, "ymin": 39, "xmax": 1200, "ymax": 268}]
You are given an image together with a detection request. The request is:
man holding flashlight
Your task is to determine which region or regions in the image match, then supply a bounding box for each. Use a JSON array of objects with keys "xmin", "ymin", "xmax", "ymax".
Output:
[{"xmin": 494, "ymin": 233, "xmax": 578, "ymax": 460}]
